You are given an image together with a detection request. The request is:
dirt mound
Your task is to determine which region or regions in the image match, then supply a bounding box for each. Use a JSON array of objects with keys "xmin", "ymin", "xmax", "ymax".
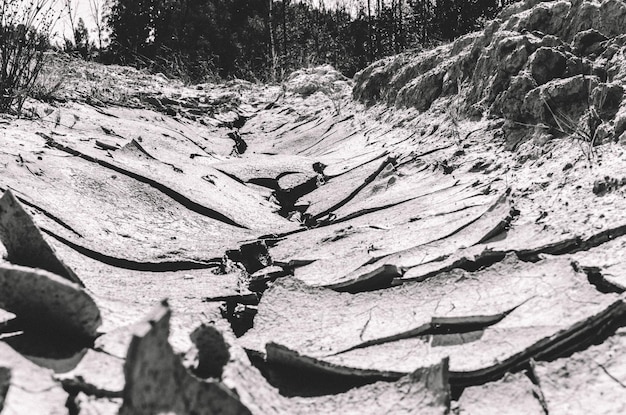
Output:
[
  {"xmin": 353, "ymin": 0, "xmax": 626, "ymax": 147},
  {"xmin": 285, "ymin": 65, "xmax": 353, "ymax": 96}
]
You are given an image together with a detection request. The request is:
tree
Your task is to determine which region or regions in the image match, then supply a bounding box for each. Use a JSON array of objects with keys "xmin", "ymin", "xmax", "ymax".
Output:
[
  {"xmin": 108, "ymin": 0, "xmax": 158, "ymax": 62},
  {"xmin": 102, "ymin": 0, "xmax": 511, "ymax": 82},
  {"xmin": 64, "ymin": 0, "xmax": 77, "ymax": 46},
  {"xmin": 367, "ymin": 0, "xmax": 372, "ymax": 59},
  {"xmin": 74, "ymin": 17, "xmax": 90, "ymax": 58},
  {"xmin": 269, "ymin": 0, "xmax": 276, "ymax": 80},
  {"xmin": 89, "ymin": 0, "xmax": 107, "ymax": 51}
]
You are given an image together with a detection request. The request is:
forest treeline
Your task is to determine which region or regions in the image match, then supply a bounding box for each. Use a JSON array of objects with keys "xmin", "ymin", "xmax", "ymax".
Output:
[{"xmin": 88, "ymin": 0, "xmax": 518, "ymax": 82}]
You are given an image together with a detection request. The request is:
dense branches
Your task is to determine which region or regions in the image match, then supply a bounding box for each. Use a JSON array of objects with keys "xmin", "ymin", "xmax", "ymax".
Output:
[
  {"xmin": 105, "ymin": 0, "xmax": 517, "ymax": 82},
  {"xmin": 0, "ymin": 0, "xmax": 60, "ymax": 113}
]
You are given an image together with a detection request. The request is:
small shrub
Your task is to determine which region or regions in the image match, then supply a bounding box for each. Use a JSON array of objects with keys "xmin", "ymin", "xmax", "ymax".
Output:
[
  {"xmin": 29, "ymin": 53, "xmax": 68, "ymax": 103},
  {"xmin": 0, "ymin": 0, "xmax": 61, "ymax": 115}
]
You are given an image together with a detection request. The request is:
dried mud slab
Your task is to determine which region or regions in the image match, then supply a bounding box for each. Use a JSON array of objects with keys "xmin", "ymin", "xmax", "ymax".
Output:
[
  {"xmin": 457, "ymin": 371, "xmax": 546, "ymax": 415},
  {"xmin": 401, "ymin": 215, "xmax": 626, "ymax": 286},
  {"xmin": 569, "ymin": 235, "xmax": 626, "ymax": 291},
  {"xmin": 0, "ymin": 342, "xmax": 68, "ymax": 415},
  {"xmin": 0, "ymin": 131, "xmax": 251, "ymax": 265},
  {"xmin": 44, "ymin": 134, "xmax": 298, "ymax": 234},
  {"xmin": 243, "ymin": 256, "xmax": 625, "ymax": 386},
  {"xmin": 533, "ymin": 327, "xmax": 626, "ymax": 415},
  {"xmin": 328, "ymin": 158, "xmax": 469, "ymax": 222},
  {"xmin": 119, "ymin": 301, "xmax": 251, "ymax": 415},
  {"xmin": 297, "ymin": 154, "xmax": 394, "ymax": 219},
  {"xmin": 249, "ymin": 114, "xmax": 360, "ymax": 156},
  {"xmin": 199, "ymin": 317, "xmax": 451, "ymax": 415},
  {"xmin": 48, "ymin": 238, "xmax": 241, "ymax": 315},
  {"xmin": 0, "ymin": 264, "xmax": 101, "ymax": 339},
  {"xmin": 242, "ymin": 256, "xmax": 574, "ymax": 357},
  {"xmin": 275, "ymin": 190, "xmax": 510, "ymax": 288},
  {"xmin": 321, "ymin": 149, "xmax": 389, "ymax": 178},
  {"xmin": 55, "ymin": 349, "xmax": 125, "ymax": 398},
  {"xmin": 213, "ymin": 153, "xmax": 319, "ymax": 184},
  {"xmin": 0, "ymin": 190, "xmax": 82, "ymax": 285},
  {"xmin": 298, "ymin": 117, "xmax": 372, "ymax": 159}
]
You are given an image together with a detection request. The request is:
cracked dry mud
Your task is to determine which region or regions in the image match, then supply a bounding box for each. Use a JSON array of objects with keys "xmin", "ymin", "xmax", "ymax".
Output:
[{"xmin": 2, "ymin": 0, "xmax": 626, "ymax": 413}]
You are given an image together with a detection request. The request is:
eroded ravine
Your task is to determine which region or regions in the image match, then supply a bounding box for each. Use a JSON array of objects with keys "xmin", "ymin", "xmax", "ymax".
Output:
[{"xmin": 2, "ymin": 1, "xmax": 626, "ymax": 413}]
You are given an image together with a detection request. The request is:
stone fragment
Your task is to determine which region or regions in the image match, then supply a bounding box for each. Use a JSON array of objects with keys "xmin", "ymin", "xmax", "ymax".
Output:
[
  {"xmin": 571, "ymin": 28, "xmax": 608, "ymax": 56},
  {"xmin": 528, "ymin": 47, "xmax": 567, "ymax": 85},
  {"xmin": 119, "ymin": 301, "xmax": 251, "ymax": 415},
  {"xmin": 0, "ymin": 263, "xmax": 101, "ymax": 339},
  {"xmin": 0, "ymin": 189, "xmax": 82, "ymax": 285},
  {"xmin": 189, "ymin": 324, "xmax": 231, "ymax": 379}
]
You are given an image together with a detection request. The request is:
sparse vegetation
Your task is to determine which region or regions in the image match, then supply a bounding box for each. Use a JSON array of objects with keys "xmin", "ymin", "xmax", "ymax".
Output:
[
  {"xmin": 0, "ymin": 0, "xmax": 61, "ymax": 114},
  {"xmin": 28, "ymin": 54, "xmax": 67, "ymax": 103},
  {"xmin": 543, "ymin": 78, "xmax": 614, "ymax": 161}
]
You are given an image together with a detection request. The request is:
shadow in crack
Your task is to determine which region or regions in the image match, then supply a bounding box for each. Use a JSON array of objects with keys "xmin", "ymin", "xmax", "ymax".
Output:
[
  {"xmin": 247, "ymin": 351, "xmax": 385, "ymax": 398},
  {"xmin": 535, "ymin": 310, "xmax": 626, "ymax": 363},
  {"xmin": 3, "ymin": 329, "xmax": 89, "ymax": 373}
]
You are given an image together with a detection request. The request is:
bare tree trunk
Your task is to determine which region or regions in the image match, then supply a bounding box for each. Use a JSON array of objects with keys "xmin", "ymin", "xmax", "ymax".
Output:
[
  {"xmin": 64, "ymin": 0, "xmax": 77, "ymax": 46},
  {"xmin": 398, "ymin": 0, "xmax": 403, "ymax": 51},
  {"xmin": 376, "ymin": 0, "xmax": 381, "ymax": 57},
  {"xmin": 367, "ymin": 0, "xmax": 372, "ymax": 60},
  {"xmin": 269, "ymin": 0, "xmax": 276, "ymax": 80},
  {"xmin": 392, "ymin": 0, "xmax": 398, "ymax": 54},
  {"xmin": 282, "ymin": 0, "xmax": 289, "ymax": 59},
  {"xmin": 88, "ymin": 0, "xmax": 104, "ymax": 52},
  {"xmin": 421, "ymin": 0, "xmax": 427, "ymax": 43}
]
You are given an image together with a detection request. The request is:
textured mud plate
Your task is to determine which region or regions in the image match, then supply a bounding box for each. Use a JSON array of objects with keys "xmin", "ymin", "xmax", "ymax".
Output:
[
  {"xmin": 242, "ymin": 256, "xmax": 624, "ymax": 386},
  {"xmin": 0, "ymin": 342, "xmax": 68, "ymax": 414},
  {"xmin": 534, "ymin": 327, "xmax": 626, "ymax": 415},
  {"xmin": 0, "ymin": 131, "xmax": 251, "ymax": 265}
]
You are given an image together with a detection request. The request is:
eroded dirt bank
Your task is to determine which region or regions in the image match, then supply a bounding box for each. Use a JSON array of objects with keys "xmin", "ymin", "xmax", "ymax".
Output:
[{"xmin": 1, "ymin": 0, "xmax": 626, "ymax": 413}]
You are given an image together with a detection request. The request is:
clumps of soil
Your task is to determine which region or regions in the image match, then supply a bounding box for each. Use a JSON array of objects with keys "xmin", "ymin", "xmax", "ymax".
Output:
[
  {"xmin": 285, "ymin": 65, "xmax": 352, "ymax": 97},
  {"xmin": 353, "ymin": 0, "xmax": 626, "ymax": 148},
  {"xmin": 592, "ymin": 176, "xmax": 626, "ymax": 196}
]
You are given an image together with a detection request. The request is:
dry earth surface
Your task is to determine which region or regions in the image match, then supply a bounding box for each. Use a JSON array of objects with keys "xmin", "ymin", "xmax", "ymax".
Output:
[{"xmin": 1, "ymin": 0, "xmax": 626, "ymax": 413}]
